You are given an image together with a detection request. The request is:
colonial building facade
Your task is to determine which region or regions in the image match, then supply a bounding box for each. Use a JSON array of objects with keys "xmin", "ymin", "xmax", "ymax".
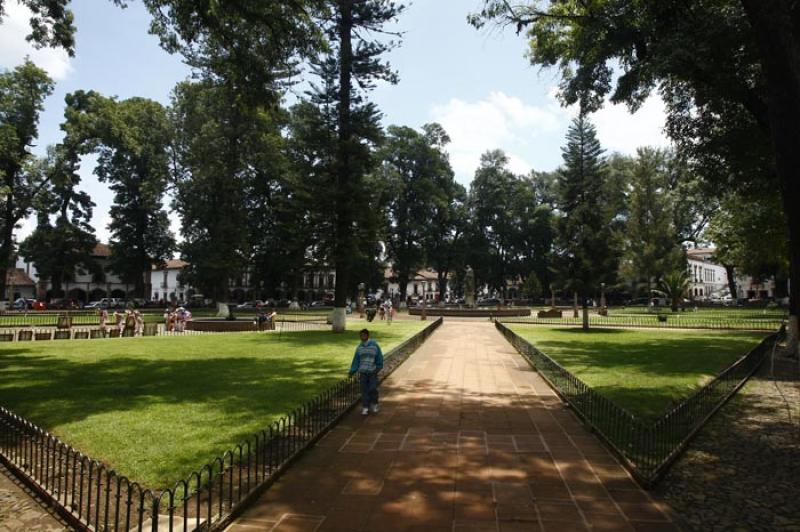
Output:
[{"xmin": 14, "ymin": 244, "xmax": 141, "ymax": 304}]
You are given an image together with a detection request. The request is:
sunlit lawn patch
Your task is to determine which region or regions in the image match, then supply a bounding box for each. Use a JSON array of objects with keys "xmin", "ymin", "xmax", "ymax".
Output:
[
  {"xmin": 507, "ymin": 325, "xmax": 766, "ymax": 419},
  {"xmin": 0, "ymin": 319, "xmax": 425, "ymax": 487}
]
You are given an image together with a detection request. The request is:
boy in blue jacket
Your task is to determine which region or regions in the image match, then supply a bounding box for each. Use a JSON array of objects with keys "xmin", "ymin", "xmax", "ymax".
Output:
[{"xmin": 349, "ymin": 328, "xmax": 384, "ymax": 415}]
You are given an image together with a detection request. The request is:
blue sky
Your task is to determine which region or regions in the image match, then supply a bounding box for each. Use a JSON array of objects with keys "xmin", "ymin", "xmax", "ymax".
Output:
[{"xmin": 1, "ymin": 0, "xmax": 669, "ymax": 243}]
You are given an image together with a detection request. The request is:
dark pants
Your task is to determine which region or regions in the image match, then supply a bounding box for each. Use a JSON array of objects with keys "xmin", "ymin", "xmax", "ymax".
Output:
[{"xmin": 359, "ymin": 371, "xmax": 379, "ymax": 407}]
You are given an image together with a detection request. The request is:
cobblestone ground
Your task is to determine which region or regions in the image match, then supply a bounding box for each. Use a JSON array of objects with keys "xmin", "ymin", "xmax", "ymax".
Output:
[
  {"xmin": 0, "ymin": 462, "xmax": 69, "ymax": 532},
  {"xmin": 657, "ymin": 355, "xmax": 800, "ymax": 532}
]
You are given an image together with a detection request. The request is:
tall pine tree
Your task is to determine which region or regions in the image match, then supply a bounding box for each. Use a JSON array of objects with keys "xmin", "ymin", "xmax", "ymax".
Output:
[
  {"xmin": 308, "ymin": 0, "xmax": 403, "ymax": 331},
  {"xmin": 553, "ymin": 115, "xmax": 618, "ymax": 329}
]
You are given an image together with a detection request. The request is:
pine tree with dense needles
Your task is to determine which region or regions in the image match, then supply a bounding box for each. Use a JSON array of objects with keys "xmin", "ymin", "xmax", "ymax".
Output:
[
  {"xmin": 553, "ymin": 115, "xmax": 618, "ymax": 330},
  {"xmin": 307, "ymin": 0, "xmax": 404, "ymax": 331}
]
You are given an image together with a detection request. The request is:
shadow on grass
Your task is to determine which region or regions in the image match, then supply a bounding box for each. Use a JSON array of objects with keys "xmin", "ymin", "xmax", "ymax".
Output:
[
  {"xmin": 0, "ymin": 324, "xmax": 427, "ymax": 486},
  {"xmin": 0, "ymin": 352, "xmax": 349, "ymax": 485}
]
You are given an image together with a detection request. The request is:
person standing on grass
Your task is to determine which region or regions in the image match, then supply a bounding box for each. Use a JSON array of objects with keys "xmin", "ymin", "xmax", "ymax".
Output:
[
  {"xmin": 348, "ymin": 328, "xmax": 384, "ymax": 415},
  {"xmin": 100, "ymin": 308, "xmax": 108, "ymax": 336}
]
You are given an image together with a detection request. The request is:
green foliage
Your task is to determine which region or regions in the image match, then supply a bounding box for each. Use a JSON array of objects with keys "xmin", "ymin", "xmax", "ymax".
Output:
[
  {"xmin": 622, "ymin": 148, "xmax": 686, "ymax": 295},
  {"xmin": 706, "ymin": 191, "xmax": 789, "ymax": 282},
  {"xmin": 467, "ymin": 150, "xmax": 554, "ymax": 296},
  {"xmin": 170, "ymin": 80, "xmax": 267, "ymax": 300},
  {"xmin": 469, "ymin": 0, "xmax": 800, "ymax": 347},
  {"xmin": 552, "ymin": 115, "xmax": 618, "ymax": 302},
  {"xmin": 380, "ymin": 123, "xmax": 456, "ymax": 296},
  {"xmin": 654, "ymin": 270, "xmax": 691, "ymax": 312},
  {"xmin": 58, "ymin": 91, "xmax": 176, "ymax": 296},
  {"xmin": 305, "ymin": 0, "xmax": 404, "ymax": 308},
  {"xmin": 521, "ymin": 273, "xmax": 542, "ymax": 300},
  {"xmin": 0, "ymin": 60, "xmax": 55, "ymax": 294},
  {"xmin": 18, "ymin": 144, "xmax": 97, "ymax": 296},
  {"xmin": 0, "ymin": 0, "xmax": 84, "ymax": 53}
]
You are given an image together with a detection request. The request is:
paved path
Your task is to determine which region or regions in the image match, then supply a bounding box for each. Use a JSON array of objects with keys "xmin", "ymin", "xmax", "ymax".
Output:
[
  {"xmin": 0, "ymin": 462, "xmax": 69, "ymax": 532},
  {"xmin": 228, "ymin": 322, "xmax": 678, "ymax": 532}
]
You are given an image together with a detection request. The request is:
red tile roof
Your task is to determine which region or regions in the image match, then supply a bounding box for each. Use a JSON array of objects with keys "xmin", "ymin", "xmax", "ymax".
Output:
[{"xmin": 6, "ymin": 268, "xmax": 35, "ymax": 286}]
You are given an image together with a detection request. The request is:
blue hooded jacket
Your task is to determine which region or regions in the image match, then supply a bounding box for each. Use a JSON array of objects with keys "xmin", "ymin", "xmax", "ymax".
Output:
[{"xmin": 349, "ymin": 339, "xmax": 384, "ymax": 375}]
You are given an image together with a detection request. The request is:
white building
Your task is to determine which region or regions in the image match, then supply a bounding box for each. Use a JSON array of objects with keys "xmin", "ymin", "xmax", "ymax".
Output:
[
  {"xmin": 15, "ymin": 244, "xmax": 137, "ymax": 304},
  {"xmin": 687, "ymin": 248, "xmax": 730, "ymax": 300},
  {"xmin": 384, "ymin": 269, "xmax": 447, "ymax": 303},
  {"xmin": 151, "ymin": 259, "xmax": 191, "ymax": 303},
  {"xmin": 3, "ymin": 268, "xmax": 36, "ymax": 301}
]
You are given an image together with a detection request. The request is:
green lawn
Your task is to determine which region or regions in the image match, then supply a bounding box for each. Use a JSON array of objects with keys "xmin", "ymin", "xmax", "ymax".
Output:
[
  {"xmin": 0, "ymin": 319, "xmax": 425, "ymax": 488},
  {"xmin": 507, "ymin": 325, "xmax": 766, "ymax": 419},
  {"xmin": 510, "ymin": 306, "xmax": 785, "ymax": 331}
]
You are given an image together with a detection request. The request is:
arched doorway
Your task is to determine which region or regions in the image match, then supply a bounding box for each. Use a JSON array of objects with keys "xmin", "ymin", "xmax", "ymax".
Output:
[
  {"xmin": 89, "ymin": 288, "xmax": 106, "ymax": 301},
  {"xmin": 68, "ymin": 288, "xmax": 87, "ymax": 305}
]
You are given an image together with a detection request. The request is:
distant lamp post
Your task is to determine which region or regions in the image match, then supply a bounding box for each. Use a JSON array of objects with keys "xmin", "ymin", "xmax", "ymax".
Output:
[{"xmin": 358, "ymin": 282, "xmax": 365, "ymax": 318}]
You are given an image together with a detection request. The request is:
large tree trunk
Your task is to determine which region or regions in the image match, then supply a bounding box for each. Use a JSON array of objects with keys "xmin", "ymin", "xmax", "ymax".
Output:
[
  {"xmin": 332, "ymin": 0, "xmax": 354, "ymax": 333},
  {"xmin": 397, "ymin": 276, "xmax": 408, "ymax": 309},
  {"xmin": 741, "ymin": 0, "xmax": 800, "ymax": 354},
  {"xmin": 0, "ymin": 198, "xmax": 16, "ymax": 304},
  {"xmin": 582, "ymin": 299, "xmax": 589, "ymax": 330},
  {"xmin": 437, "ymin": 271, "xmax": 448, "ymax": 304}
]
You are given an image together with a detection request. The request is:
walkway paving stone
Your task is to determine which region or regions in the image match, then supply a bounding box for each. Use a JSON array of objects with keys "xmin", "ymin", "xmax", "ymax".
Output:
[
  {"xmin": 0, "ymin": 462, "xmax": 69, "ymax": 532},
  {"xmin": 227, "ymin": 321, "xmax": 678, "ymax": 532}
]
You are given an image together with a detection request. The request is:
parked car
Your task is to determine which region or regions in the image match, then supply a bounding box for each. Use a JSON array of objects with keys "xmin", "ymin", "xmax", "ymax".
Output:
[
  {"xmin": 477, "ymin": 297, "xmax": 502, "ymax": 306},
  {"xmin": 236, "ymin": 300, "xmax": 264, "ymax": 309},
  {"xmin": 85, "ymin": 298, "xmax": 123, "ymax": 309},
  {"xmin": 12, "ymin": 297, "xmax": 36, "ymax": 310},
  {"xmin": 49, "ymin": 298, "xmax": 81, "ymax": 310},
  {"xmin": 310, "ymin": 300, "xmax": 330, "ymax": 308}
]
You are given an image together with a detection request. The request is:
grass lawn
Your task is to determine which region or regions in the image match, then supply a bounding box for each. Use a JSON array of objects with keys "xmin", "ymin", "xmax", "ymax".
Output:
[
  {"xmin": 0, "ymin": 319, "xmax": 425, "ymax": 488},
  {"xmin": 507, "ymin": 325, "xmax": 766, "ymax": 420},
  {"xmin": 511, "ymin": 307, "xmax": 785, "ymax": 330}
]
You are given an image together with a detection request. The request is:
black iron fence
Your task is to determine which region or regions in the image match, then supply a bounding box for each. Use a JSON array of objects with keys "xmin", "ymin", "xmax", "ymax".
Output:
[
  {"xmin": 0, "ymin": 311, "xmax": 100, "ymax": 328},
  {"xmin": 495, "ymin": 321, "xmax": 781, "ymax": 486},
  {"xmin": 0, "ymin": 317, "xmax": 443, "ymax": 531},
  {"xmin": 275, "ymin": 312, "xmax": 330, "ymax": 334},
  {"xmin": 501, "ymin": 312, "xmax": 785, "ymax": 331}
]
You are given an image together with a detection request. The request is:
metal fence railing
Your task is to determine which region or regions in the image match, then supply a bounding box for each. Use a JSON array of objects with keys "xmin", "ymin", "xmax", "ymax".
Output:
[
  {"xmin": 494, "ymin": 320, "xmax": 781, "ymax": 486},
  {"xmin": 0, "ymin": 317, "xmax": 443, "ymax": 531},
  {"xmin": 501, "ymin": 312, "xmax": 785, "ymax": 331}
]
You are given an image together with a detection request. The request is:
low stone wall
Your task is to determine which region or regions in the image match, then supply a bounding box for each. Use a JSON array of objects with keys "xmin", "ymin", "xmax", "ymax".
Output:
[
  {"xmin": 185, "ymin": 320, "xmax": 256, "ymax": 332},
  {"xmin": 407, "ymin": 308, "xmax": 531, "ymax": 318}
]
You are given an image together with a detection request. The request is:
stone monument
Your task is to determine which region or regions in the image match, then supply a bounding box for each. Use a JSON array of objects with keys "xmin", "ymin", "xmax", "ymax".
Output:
[{"xmin": 465, "ymin": 266, "xmax": 476, "ymax": 308}]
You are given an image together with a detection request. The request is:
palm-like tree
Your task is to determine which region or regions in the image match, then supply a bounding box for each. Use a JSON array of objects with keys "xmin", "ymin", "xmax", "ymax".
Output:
[{"xmin": 654, "ymin": 271, "xmax": 691, "ymax": 312}]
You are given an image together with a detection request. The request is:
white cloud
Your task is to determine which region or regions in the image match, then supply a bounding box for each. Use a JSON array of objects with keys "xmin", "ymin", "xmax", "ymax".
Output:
[
  {"xmin": 430, "ymin": 88, "xmax": 670, "ymax": 184},
  {"xmin": 430, "ymin": 91, "xmax": 561, "ymax": 181},
  {"xmin": 588, "ymin": 96, "xmax": 672, "ymax": 154},
  {"xmin": 0, "ymin": 0, "xmax": 73, "ymax": 80}
]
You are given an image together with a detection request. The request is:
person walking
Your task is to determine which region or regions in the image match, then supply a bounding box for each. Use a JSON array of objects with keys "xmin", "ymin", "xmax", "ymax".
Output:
[{"xmin": 348, "ymin": 328, "xmax": 384, "ymax": 415}]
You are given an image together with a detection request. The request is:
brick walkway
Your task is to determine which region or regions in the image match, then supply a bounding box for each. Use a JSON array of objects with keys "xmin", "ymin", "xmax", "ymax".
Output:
[
  {"xmin": 227, "ymin": 321, "xmax": 678, "ymax": 532},
  {"xmin": 0, "ymin": 462, "xmax": 69, "ymax": 532}
]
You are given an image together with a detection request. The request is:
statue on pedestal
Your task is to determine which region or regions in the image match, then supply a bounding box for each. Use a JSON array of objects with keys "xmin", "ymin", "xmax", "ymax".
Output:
[{"xmin": 465, "ymin": 266, "xmax": 476, "ymax": 308}]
